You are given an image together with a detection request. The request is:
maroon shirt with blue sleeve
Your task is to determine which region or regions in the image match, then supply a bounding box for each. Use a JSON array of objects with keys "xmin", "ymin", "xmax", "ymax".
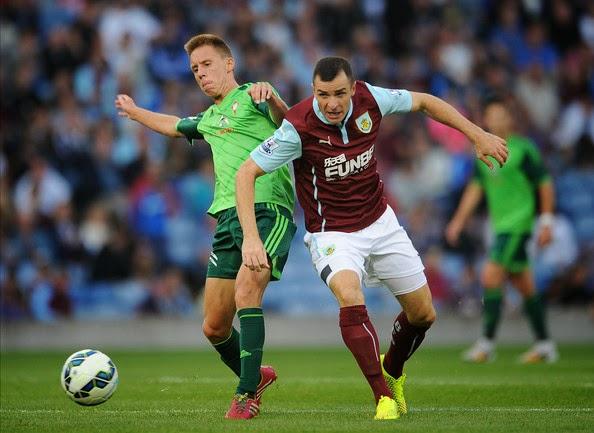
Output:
[{"xmin": 251, "ymin": 80, "xmax": 412, "ymax": 233}]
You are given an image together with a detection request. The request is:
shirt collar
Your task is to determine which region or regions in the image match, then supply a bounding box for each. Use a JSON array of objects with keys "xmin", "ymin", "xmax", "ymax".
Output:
[{"xmin": 312, "ymin": 97, "xmax": 354, "ymax": 127}]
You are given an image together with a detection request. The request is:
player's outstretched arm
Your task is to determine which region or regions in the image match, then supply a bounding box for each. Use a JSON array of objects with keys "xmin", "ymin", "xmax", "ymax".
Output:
[
  {"xmin": 247, "ymin": 82, "xmax": 289, "ymax": 126},
  {"xmin": 115, "ymin": 94, "xmax": 183, "ymax": 138},
  {"xmin": 236, "ymin": 158, "xmax": 270, "ymax": 271},
  {"xmin": 445, "ymin": 182, "xmax": 483, "ymax": 246},
  {"xmin": 410, "ymin": 92, "xmax": 508, "ymax": 169}
]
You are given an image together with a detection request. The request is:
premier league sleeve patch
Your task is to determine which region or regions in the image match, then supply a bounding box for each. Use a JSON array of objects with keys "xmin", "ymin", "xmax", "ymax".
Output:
[
  {"xmin": 258, "ymin": 137, "xmax": 279, "ymax": 156},
  {"xmin": 355, "ymin": 111, "xmax": 373, "ymax": 133}
]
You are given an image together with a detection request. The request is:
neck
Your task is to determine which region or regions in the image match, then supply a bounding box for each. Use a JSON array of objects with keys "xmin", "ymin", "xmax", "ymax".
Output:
[
  {"xmin": 499, "ymin": 127, "xmax": 513, "ymax": 138},
  {"xmin": 213, "ymin": 78, "xmax": 239, "ymax": 105}
]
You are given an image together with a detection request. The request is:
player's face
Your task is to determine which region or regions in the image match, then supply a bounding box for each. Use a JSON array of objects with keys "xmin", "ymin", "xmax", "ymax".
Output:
[
  {"xmin": 313, "ymin": 71, "xmax": 356, "ymax": 125},
  {"xmin": 189, "ymin": 45, "xmax": 234, "ymax": 100},
  {"xmin": 483, "ymin": 103, "xmax": 512, "ymax": 137}
]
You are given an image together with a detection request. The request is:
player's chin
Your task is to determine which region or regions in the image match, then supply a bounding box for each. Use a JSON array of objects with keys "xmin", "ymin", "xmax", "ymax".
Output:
[{"xmin": 201, "ymin": 87, "xmax": 217, "ymax": 97}]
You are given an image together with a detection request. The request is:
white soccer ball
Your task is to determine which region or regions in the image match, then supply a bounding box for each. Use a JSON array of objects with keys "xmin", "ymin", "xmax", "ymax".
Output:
[{"xmin": 60, "ymin": 349, "xmax": 119, "ymax": 406}]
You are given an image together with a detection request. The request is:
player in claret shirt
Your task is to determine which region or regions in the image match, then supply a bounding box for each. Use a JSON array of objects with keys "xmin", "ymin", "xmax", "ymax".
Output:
[
  {"xmin": 116, "ymin": 34, "xmax": 296, "ymax": 420},
  {"xmin": 236, "ymin": 57, "xmax": 508, "ymax": 420}
]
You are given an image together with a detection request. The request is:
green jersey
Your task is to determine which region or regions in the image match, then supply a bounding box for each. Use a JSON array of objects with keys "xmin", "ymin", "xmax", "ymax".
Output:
[
  {"xmin": 473, "ymin": 134, "xmax": 550, "ymax": 234},
  {"xmin": 176, "ymin": 83, "xmax": 294, "ymax": 216}
]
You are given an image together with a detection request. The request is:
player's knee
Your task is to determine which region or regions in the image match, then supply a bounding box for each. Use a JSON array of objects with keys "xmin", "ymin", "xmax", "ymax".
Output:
[
  {"xmin": 234, "ymin": 284, "xmax": 264, "ymax": 309},
  {"xmin": 202, "ymin": 319, "xmax": 230, "ymax": 341},
  {"xmin": 336, "ymin": 291, "xmax": 365, "ymax": 307},
  {"xmin": 409, "ymin": 306, "xmax": 436, "ymax": 328},
  {"xmin": 481, "ymin": 263, "xmax": 506, "ymax": 288}
]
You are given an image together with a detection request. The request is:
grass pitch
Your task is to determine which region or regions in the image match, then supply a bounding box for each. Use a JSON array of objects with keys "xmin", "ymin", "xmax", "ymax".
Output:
[{"xmin": 1, "ymin": 345, "xmax": 593, "ymax": 433}]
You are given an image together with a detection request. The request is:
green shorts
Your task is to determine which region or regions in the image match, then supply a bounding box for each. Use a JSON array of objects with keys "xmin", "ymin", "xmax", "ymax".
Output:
[
  {"xmin": 207, "ymin": 203, "xmax": 296, "ymax": 281},
  {"xmin": 489, "ymin": 233, "xmax": 531, "ymax": 273}
]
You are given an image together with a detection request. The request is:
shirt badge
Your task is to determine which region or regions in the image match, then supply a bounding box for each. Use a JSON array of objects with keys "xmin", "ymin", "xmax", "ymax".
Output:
[
  {"xmin": 259, "ymin": 138, "xmax": 278, "ymax": 155},
  {"xmin": 355, "ymin": 111, "xmax": 372, "ymax": 133},
  {"xmin": 231, "ymin": 101, "xmax": 239, "ymax": 115},
  {"xmin": 218, "ymin": 115, "xmax": 229, "ymax": 127},
  {"xmin": 323, "ymin": 245, "xmax": 336, "ymax": 256}
]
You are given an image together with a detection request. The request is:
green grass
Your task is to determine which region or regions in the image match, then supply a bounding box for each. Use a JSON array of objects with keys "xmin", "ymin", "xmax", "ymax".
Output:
[{"xmin": 1, "ymin": 345, "xmax": 593, "ymax": 433}]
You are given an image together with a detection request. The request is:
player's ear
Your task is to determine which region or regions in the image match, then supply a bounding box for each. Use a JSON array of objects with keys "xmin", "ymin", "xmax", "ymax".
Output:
[
  {"xmin": 226, "ymin": 57, "xmax": 235, "ymax": 73},
  {"xmin": 350, "ymin": 80, "xmax": 356, "ymax": 95}
]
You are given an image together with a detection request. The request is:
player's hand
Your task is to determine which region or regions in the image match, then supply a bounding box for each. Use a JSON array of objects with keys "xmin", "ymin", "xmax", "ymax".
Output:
[
  {"xmin": 115, "ymin": 94, "xmax": 137, "ymax": 119},
  {"xmin": 242, "ymin": 236, "xmax": 270, "ymax": 272},
  {"xmin": 473, "ymin": 131, "xmax": 508, "ymax": 169},
  {"xmin": 445, "ymin": 219, "xmax": 463, "ymax": 246},
  {"xmin": 248, "ymin": 82, "xmax": 274, "ymax": 104},
  {"xmin": 537, "ymin": 225, "xmax": 553, "ymax": 248}
]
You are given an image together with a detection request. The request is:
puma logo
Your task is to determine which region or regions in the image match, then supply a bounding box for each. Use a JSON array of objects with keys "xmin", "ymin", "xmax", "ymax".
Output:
[{"xmin": 319, "ymin": 136, "xmax": 332, "ymax": 146}]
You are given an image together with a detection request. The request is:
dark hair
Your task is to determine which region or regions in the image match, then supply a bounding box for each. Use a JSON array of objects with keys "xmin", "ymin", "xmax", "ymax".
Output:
[
  {"xmin": 312, "ymin": 57, "xmax": 354, "ymax": 83},
  {"xmin": 481, "ymin": 93, "xmax": 507, "ymax": 111},
  {"xmin": 184, "ymin": 33, "xmax": 232, "ymax": 58}
]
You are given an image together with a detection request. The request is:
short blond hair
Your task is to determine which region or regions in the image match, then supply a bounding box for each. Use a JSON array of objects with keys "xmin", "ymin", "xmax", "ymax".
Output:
[{"xmin": 184, "ymin": 34, "xmax": 232, "ymax": 58}]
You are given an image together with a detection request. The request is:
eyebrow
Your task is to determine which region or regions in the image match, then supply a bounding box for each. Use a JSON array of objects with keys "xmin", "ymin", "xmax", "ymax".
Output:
[{"xmin": 317, "ymin": 88, "xmax": 347, "ymax": 94}]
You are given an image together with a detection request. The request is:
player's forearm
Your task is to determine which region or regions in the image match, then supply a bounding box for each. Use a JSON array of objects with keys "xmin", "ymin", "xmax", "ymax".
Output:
[
  {"xmin": 538, "ymin": 180, "xmax": 555, "ymax": 215},
  {"xmin": 236, "ymin": 159, "xmax": 265, "ymax": 240},
  {"xmin": 128, "ymin": 107, "xmax": 183, "ymax": 137},
  {"xmin": 266, "ymin": 94, "xmax": 289, "ymax": 127},
  {"xmin": 452, "ymin": 183, "xmax": 483, "ymax": 225},
  {"xmin": 414, "ymin": 93, "xmax": 484, "ymax": 143}
]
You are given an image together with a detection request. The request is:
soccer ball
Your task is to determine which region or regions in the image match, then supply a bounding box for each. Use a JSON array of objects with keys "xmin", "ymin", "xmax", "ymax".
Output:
[{"xmin": 60, "ymin": 349, "xmax": 119, "ymax": 406}]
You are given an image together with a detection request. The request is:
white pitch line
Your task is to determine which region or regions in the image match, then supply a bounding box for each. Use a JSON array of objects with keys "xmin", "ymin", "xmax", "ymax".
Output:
[
  {"xmin": 1, "ymin": 407, "xmax": 592, "ymax": 415},
  {"xmin": 150, "ymin": 376, "xmax": 594, "ymax": 388}
]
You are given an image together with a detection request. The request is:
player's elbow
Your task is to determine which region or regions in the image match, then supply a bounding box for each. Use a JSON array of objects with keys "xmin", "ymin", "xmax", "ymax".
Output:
[{"xmin": 237, "ymin": 159, "xmax": 265, "ymax": 184}]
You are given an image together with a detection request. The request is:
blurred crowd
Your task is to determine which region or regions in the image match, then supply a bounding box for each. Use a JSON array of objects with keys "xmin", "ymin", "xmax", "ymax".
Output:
[{"xmin": 1, "ymin": 0, "xmax": 593, "ymax": 322}]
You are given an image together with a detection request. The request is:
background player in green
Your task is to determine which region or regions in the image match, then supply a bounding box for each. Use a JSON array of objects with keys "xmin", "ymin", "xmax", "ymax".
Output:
[
  {"xmin": 115, "ymin": 34, "xmax": 296, "ymax": 419},
  {"xmin": 446, "ymin": 97, "xmax": 558, "ymax": 364}
]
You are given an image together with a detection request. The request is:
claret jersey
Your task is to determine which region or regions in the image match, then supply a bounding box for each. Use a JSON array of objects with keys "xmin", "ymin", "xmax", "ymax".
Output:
[{"xmin": 251, "ymin": 81, "xmax": 412, "ymax": 233}]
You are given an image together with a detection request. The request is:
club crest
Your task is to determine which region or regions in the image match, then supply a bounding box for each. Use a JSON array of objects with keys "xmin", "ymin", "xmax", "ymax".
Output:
[
  {"xmin": 218, "ymin": 115, "xmax": 229, "ymax": 127},
  {"xmin": 355, "ymin": 111, "xmax": 372, "ymax": 133},
  {"xmin": 323, "ymin": 245, "xmax": 336, "ymax": 256}
]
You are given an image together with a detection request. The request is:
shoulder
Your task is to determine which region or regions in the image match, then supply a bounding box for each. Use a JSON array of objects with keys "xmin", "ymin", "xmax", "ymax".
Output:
[
  {"xmin": 512, "ymin": 135, "xmax": 540, "ymax": 154},
  {"xmin": 355, "ymin": 80, "xmax": 372, "ymax": 94},
  {"xmin": 353, "ymin": 80, "xmax": 381, "ymax": 109},
  {"xmin": 286, "ymin": 96, "xmax": 315, "ymax": 128},
  {"xmin": 234, "ymin": 83, "xmax": 254, "ymax": 101}
]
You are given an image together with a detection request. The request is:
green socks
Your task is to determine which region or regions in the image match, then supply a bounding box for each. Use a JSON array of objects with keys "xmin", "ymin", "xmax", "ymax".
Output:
[
  {"xmin": 236, "ymin": 308, "xmax": 265, "ymax": 396},
  {"xmin": 523, "ymin": 294, "xmax": 549, "ymax": 340},
  {"xmin": 483, "ymin": 289, "xmax": 503, "ymax": 340},
  {"xmin": 212, "ymin": 327, "xmax": 241, "ymax": 377}
]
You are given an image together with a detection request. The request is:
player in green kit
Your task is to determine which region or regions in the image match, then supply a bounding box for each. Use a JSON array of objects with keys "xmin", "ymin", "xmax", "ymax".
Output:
[
  {"xmin": 115, "ymin": 34, "xmax": 296, "ymax": 419},
  {"xmin": 446, "ymin": 97, "xmax": 558, "ymax": 364}
]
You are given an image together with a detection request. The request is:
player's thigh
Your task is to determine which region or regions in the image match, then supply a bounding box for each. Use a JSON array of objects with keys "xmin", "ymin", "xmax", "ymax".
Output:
[
  {"xmin": 509, "ymin": 268, "xmax": 536, "ymax": 298},
  {"xmin": 252, "ymin": 203, "xmax": 297, "ymax": 282},
  {"xmin": 488, "ymin": 233, "xmax": 530, "ymax": 276},
  {"xmin": 207, "ymin": 211, "xmax": 243, "ymax": 280},
  {"xmin": 481, "ymin": 261, "xmax": 508, "ymax": 288},
  {"xmin": 234, "ymin": 265, "xmax": 271, "ymax": 308},
  {"xmin": 202, "ymin": 277, "xmax": 237, "ymax": 337},
  {"xmin": 303, "ymin": 230, "xmax": 367, "ymax": 288},
  {"xmin": 328, "ymin": 269, "xmax": 365, "ymax": 307},
  {"xmin": 366, "ymin": 206, "xmax": 424, "ymax": 285},
  {"xmin": 396, "ymin": 283, "xmax": 436, "ymax": 326}
]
